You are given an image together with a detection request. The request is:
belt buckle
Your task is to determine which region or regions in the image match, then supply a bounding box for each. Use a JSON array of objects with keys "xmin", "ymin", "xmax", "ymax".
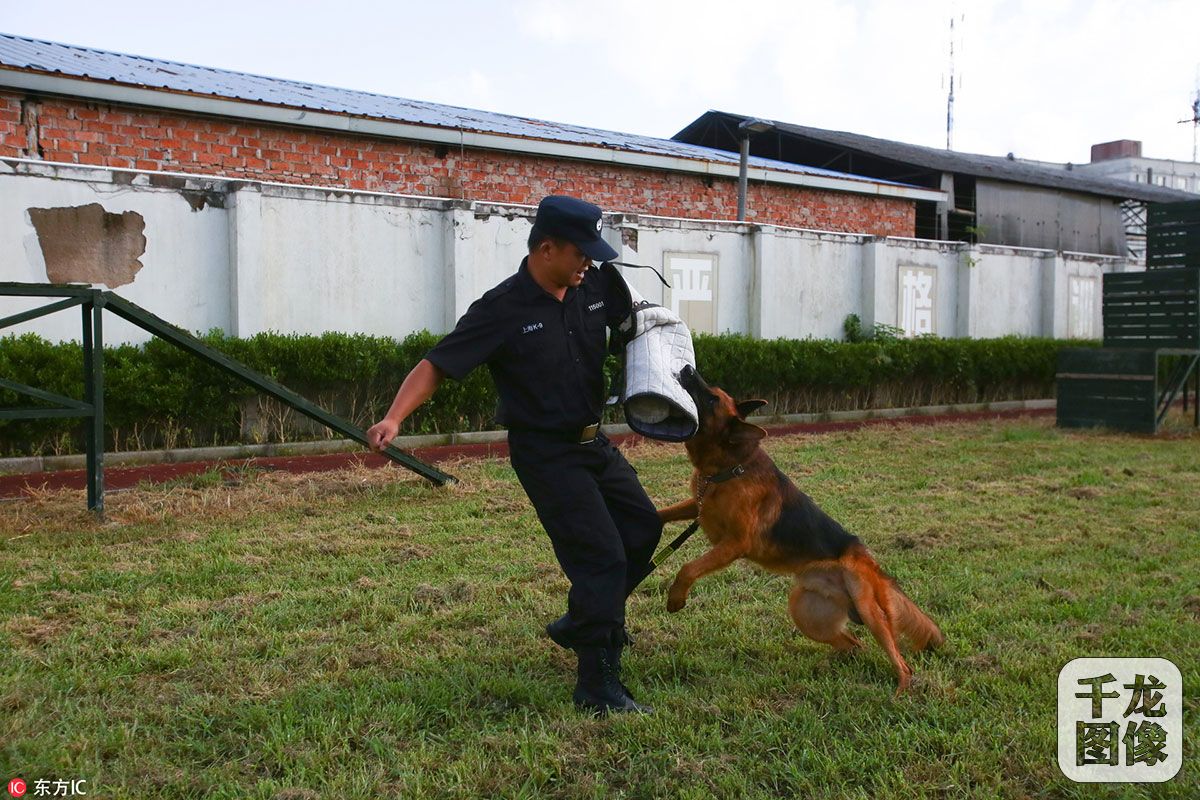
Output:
[{"xmin": 579, "ymin": 422, "xmax": 600, "ymax": 444}]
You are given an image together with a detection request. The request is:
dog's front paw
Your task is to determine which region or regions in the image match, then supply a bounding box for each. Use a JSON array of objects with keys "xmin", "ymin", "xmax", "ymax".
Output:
[{"xmin": 666, "ymin": 582, "xmax": 688, "ymax": 613}]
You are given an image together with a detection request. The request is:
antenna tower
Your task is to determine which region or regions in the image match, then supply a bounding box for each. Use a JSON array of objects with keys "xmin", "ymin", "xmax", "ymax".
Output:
[
  {"xmin": 1179, "ymin": 66, "xmax": 1200, "ymax": 162},
  {"xmin": 945, "ymin": 8, "xmax": 963, "ymax": 150}
]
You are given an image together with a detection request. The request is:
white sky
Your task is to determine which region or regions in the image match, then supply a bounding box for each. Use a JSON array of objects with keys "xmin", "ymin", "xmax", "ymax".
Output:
[{"xmin": 2, "ymin": 0, "xmax": 1198, "ymax": 164}]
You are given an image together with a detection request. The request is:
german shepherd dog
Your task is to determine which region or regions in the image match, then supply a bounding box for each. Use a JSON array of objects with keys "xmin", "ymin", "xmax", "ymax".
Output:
[{"xmin": 657, "ymin": 366, "xmax": 944, "ymax": 692}]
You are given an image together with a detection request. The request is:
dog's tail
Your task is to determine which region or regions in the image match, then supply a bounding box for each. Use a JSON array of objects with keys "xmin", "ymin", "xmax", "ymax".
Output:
[
  {"xmin": 888, "ymin": 581, "xmax": 945, "ymax": 651},
  {"xmin": 842, "ymin": 544, "xmax": 944, "ymax": 652}
]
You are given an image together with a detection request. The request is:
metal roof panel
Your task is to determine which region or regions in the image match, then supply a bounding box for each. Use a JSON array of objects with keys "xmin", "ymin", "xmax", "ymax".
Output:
[
  {"xmin": 674, "ymin": 110, "xmax": 1197, "ymax": 203},
  {"xmin": 0, "ymin": 33, "xmax": 920, "ymax": 190}
]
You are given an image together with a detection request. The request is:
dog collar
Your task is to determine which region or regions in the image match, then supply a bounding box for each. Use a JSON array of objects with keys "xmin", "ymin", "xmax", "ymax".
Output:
[
  {"xmin": 704, "ymin": 464, "xmax": 745, "ymax": 484},
  {"xmin": 693, "ymin": 463, "xmax": 746, "ymax": 513},
  {"xmin": 647, "ymin": 463, "xmax": 747, "ymax": 572}
]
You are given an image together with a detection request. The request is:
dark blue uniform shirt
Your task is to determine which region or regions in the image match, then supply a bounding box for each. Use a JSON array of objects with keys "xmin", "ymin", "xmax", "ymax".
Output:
[{"xmin": 425, "ymin": 258, "xmax": 629, "ymax": 432}]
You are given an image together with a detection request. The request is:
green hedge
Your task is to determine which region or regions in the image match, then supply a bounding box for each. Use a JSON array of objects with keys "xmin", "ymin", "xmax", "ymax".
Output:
[
  {"xmin": 692, "ymin": 334, "xmax": 1085, "ymax": 413},
  {"xmin": 0, "ymin": 330, "xmax": 1095, "ymax": 457}
]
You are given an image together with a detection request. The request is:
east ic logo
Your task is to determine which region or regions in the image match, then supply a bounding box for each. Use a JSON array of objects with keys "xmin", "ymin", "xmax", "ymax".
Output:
[{"xmin": 1058, "ymin": 657, "xmax": 1182, "ymax": 782}]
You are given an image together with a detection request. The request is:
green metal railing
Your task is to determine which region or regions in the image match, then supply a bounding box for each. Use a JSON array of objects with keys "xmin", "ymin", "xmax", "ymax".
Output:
[{"xmin": 1, "ymin": 283, "xmax": 456, "ymax": 512}]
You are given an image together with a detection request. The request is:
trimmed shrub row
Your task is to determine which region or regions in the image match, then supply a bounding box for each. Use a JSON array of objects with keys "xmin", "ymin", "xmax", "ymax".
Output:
[{"xmin": 0, "ymin": 330, "xmax": 1095, "ymax": 457}]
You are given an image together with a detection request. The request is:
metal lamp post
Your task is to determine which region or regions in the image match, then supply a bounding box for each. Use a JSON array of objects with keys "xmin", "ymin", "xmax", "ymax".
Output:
[{"xmin": 737, "ymin": 118, "xmax": 775, "ymax": 221}]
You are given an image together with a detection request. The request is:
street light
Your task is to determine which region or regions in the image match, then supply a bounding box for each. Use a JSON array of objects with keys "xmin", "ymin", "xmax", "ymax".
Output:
[{"xmin": 737, "ymin": 118, "xmax": 775, "ymax": 221}]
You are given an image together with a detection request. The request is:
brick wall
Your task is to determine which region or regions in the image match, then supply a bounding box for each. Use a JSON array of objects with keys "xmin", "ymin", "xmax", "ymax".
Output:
[{"xmin": 0, "ymin": 91, "xmax": 915, "ymax": 236}]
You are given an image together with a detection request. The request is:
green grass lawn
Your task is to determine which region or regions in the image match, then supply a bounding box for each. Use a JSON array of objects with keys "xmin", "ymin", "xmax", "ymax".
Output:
[{"xmin": 1, "ymin": 415, "xmax": 1197, "ymax": 799}]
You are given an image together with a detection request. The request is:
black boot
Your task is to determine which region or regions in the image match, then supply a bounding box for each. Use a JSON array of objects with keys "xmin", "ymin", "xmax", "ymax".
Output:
[
  {"xmin": 547, "ymin": 613, "xmax": 634, "ymax": 649},
  {"xmin": 572, "ymin": 644, "xmax": 653, "ymax": 715}
]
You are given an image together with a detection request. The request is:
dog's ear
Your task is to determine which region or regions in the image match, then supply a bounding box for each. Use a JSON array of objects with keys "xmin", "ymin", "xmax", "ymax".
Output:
[
  {"xmin": 726, "ymin": 419, "xmax": 767, "ymax": 444},
  {"xmin": 736, "ymin": 399, "xmax": 768, "ymax": 418}
]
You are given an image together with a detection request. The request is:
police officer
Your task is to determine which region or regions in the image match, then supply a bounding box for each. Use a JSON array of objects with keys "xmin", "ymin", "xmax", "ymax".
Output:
[{"xmin": 367, "ymin": 196, "xmax": 663, "ymax": 715}]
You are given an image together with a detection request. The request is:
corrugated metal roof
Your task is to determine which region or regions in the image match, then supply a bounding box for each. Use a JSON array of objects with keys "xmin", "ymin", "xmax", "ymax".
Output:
[
  {"xmin": 674, "ymin": 110, "xmax": 1197, "ymax": 204},
  {"xmin": 0, "ymin": 33, "xmax": 915, "ymax": 190}
]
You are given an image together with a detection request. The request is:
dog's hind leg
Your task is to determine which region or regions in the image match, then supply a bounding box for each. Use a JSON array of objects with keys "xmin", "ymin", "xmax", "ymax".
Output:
[
  {"xmin": 841, "ymin": 562, "xmax": 913, "ymax": 693},
  {"xmin": 788, "ymin": 572, "xmax": 861, "ymax": 652},
  {"xmin": 666, "ymin": 543, "xmax": 745, "ymax": 612}
]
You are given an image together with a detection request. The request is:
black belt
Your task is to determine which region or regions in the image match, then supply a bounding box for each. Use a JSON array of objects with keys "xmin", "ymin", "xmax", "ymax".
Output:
[{"xmin": 509, "ymin": 422, "xmax": 602, "ymax": 445}]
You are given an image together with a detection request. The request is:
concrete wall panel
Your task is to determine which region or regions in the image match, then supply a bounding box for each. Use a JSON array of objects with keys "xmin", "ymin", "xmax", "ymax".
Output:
[{"xmin": 0, "ymin": 161, "xmax": 1129, "ymax": 348}]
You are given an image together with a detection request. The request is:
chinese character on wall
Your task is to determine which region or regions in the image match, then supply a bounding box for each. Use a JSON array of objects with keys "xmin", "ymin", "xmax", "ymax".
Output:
[
  {"xmin": 665, "ymin": 253, "xmax": 717, "ymax": 334},
  {"xmin": 898, "ymin": 266, "xmax": 937, "ymax": 337},
  {"xmin": 1068, "ymin": 275, "xmax": 1097, "ymax": 339}
]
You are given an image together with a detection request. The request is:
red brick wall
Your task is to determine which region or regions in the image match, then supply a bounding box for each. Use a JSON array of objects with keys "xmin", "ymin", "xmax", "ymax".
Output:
[
  {"xmin": 0, "ymin": 92, "xmax": 915, "ymax": 236},
  {"xmin": 0, "ymin": 92, "xmax": 25, "ymax": 152}
]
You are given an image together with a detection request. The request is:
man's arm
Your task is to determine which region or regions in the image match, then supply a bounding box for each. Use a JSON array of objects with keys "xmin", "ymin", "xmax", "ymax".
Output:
[{"xmin": 366, "ymin": 358, "xmax": 446, "ymax": 451}]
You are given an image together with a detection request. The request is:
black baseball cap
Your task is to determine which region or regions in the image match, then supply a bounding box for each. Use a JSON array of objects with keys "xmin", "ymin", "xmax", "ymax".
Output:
[{"xmin": 531, "ymin": 195, "xmax": 619, "ymax": 262}]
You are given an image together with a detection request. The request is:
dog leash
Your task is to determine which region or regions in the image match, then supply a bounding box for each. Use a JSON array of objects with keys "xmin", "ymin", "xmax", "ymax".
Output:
[{"xmin": 648, "ymin": 463, "xmax": 745, "ymax": 569}]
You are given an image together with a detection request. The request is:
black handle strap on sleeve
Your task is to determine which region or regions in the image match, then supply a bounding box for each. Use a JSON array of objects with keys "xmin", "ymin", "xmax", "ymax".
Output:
[
  {"xmin": 608, "ymin": 260, "xmax": 672, "ymax": 289},
  {"xmin": 597, "ymin": 260, "xmax": 672, "ymax": 406}
]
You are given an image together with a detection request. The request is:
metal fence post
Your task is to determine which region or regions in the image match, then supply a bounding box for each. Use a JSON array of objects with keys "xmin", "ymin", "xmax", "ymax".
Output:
[{"xmin": 82, "ymin": 292, "xmax": 105, "ymax": 513}]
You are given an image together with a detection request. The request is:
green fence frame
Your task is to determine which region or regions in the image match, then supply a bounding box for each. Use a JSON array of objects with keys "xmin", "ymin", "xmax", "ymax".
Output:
[
  {"xmin": 1056, "ymin": 265, "xmax": 1200, "ymax": 433},
  {"xmin": 1146, "ymin": 198, "xmax": 1200, "ymax": 270},
  {"xmin": 1056, "ymin": 199, "xmax": 1200, "ymax": 436},
  {"xmin": 1, "ymin": 283, "xmax": 456, "ymax": 512}
]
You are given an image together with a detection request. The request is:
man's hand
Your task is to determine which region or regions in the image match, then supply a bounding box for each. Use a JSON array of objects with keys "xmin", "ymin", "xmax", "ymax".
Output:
[
  {"xmin": 366, "ymin": 418, "xmax": 399, "ymax": 452},
  {"xmin": 365, "ymin": 359, "xmax": 445, "ymax": 453}
]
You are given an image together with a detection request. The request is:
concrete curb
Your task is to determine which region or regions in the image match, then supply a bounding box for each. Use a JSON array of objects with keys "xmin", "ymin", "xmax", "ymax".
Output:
[{"xmin": 0, "ymin": 398, "xmax": 1056, "ymax": 476}]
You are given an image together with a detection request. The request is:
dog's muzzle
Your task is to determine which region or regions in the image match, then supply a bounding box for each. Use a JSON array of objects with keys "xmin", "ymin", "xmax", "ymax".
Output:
[{"xmin": 678, "ymin": 364, "xmax": 711, "ymax": 403}]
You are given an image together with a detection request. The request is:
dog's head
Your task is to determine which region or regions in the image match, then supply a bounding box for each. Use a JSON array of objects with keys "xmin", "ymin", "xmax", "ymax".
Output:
[{"xmin": 678, "ymin": 365, "xmax": 768, "ymax": 462}]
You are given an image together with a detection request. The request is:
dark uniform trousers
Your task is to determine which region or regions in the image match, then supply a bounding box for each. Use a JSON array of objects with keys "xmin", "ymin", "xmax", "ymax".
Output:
[
  {"xmin": 508, "ymin": 430, "xmax": 663, "ymax": 648},
  {"xmin": 423, "ymin": 256, "xmax": 659, "ymax": 650}
]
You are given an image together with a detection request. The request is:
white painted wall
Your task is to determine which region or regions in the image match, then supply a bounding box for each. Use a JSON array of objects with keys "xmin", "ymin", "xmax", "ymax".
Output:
[
  {"xmin": 245, "ymin": 187, "xmax": 449, "ymax": 337},
  {"xmin": 451, "ymin": 203, "xmax": 537, "ymax": 320},
  {"xmin": 971, "ymin": 247, "xmax": 1047, "ymax": 338},
  {"xmin": 0, "ymin": 158, "xmax": 1128, "ymax": 346},
  {"xmin": 0, "ymin": 160, "xmax": 230, "ymax": 343},
  {"xmin": 762, "ymin": 228, "xmax": 868, "ymax": 340},
  {"xmin": 870, "ymin": 238, "xmax": 962, "ymax": 337},
  {"xmin": 608, "ymin": 215, "xmax": 753, "ymax": 335}
]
